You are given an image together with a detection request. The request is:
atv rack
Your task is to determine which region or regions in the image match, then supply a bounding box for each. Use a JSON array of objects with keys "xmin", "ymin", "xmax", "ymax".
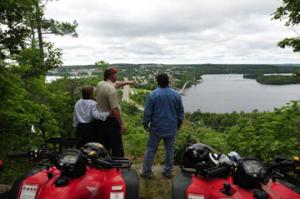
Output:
[
  {"xmin": 181, "ymin": 163, "xmax": 231, "ymax": 178},
  {"xmin": 94, "ymin": 157, "xmax": 132, "ymax": 169}
]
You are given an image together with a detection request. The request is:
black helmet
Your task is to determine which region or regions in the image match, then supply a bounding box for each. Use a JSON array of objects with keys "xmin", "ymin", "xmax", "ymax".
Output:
[
  {"xmin": 233, "ymin": 157, "xmax": 267, "ymax": 189},
  {"xmin": 81, "ymin": 142, "xmax": 108, "ymax": 159},
  {"xmin": 182, "ymin": 143, "xmax": 214, "ymax": 168}
]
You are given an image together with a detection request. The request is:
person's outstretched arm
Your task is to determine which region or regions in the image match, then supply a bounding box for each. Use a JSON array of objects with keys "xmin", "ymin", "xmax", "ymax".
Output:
[{"xmin": 114, "ymin": 80, "xmax": 136, "ymax": 88}]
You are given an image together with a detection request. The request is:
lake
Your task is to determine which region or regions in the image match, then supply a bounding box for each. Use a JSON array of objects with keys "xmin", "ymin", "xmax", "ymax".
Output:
[
  {"xmin": 182, "ymin": 74, "xmax": 300, "ymax": 113},
  {"xmin": 45, "ymin": 75, "xmax": 91, "ymax": 83},
  {"xmin": 46, "ymin": 76, "xmax": 64, "ymax": 83}
]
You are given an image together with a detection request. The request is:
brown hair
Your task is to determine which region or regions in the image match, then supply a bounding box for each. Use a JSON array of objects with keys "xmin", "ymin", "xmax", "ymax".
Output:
[
  {"xmin": 82, "ymin": 85, "xmax": 94, "ymax": 99},
  {"xmin": 104, "ymin": 67, "xmax": 118, "ymax": 81}
]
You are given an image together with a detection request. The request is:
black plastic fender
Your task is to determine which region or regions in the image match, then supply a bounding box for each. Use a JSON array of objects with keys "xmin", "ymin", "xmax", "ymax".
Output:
[
  {"xmin": 172, "ymin": 172, "xmax": 192, "ymax": 199},
  {"xmin": 121, "ymin": 168, "xmax": 139, "ymax": 199}
]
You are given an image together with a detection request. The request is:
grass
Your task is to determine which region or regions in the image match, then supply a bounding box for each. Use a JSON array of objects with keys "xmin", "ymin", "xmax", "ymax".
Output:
[{"xmin": 134, "ymin": 165, "xmax": 180, "ymax": 199}]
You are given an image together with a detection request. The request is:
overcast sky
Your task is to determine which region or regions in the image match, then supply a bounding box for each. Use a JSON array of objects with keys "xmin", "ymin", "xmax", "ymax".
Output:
[{"xmin": 45, "ymin": 0, "xmax": 300, "ymax": 65}]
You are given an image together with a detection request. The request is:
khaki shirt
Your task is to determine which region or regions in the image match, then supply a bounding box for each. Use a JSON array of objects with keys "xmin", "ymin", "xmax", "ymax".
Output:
[{"xmin": 95, "ymin": 80, "xmax": 120, "ymax": 112}]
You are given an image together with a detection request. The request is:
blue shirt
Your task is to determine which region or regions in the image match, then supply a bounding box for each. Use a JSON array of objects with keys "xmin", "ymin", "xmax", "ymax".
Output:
[{"xmin": 143, "ymin": 87, "xmax": 184, "ymax": 137}]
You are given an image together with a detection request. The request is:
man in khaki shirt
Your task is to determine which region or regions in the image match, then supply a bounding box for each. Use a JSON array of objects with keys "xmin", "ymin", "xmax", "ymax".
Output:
[{"xmin": 95, "ymin": 67, "xmax": 134, "ymax": 157}]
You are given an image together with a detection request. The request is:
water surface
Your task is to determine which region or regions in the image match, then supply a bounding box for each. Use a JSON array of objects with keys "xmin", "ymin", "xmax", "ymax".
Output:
[{"xmin": 182, "ymin": 74, "xmax": 300, "ymax": 113}]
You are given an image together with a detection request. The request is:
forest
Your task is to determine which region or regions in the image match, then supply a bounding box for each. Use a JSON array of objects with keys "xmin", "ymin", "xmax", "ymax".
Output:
[{"xmin": 1, "ymin": 0, "xmax": 300, "ymax": 186}]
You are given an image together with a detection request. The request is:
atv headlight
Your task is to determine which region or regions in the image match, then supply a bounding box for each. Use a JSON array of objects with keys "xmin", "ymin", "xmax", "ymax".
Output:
[
  {"xmin": 20, "ymin": 184, "xmax": 38, "ymax": 199},
  {"xmin": 188, "ymin": 194, "xmax": 204, "ymax": 199}
]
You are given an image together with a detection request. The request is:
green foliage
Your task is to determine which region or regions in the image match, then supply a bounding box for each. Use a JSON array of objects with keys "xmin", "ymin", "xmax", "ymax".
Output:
[
  {"xmin": 0, "ymin": 67, "xmax": 33, "ymax": 128},
  {"xmin": 121, "ymin": 102, "xmax": 140, "ymax": 115},
  {"xmin": 243, "ymin": 72, "xmax": 300, "ymax": 85},
  {"xmin": 0, "ymin": 0, "xmax": 33, "ymax": 59},
  {"xmin": 42, "ymin": 19, "xmax": 78, "ymax": 37},
  {"xmin": 273, "ymin": 0, "xmax": 300, "ymax": 26},
  {"xmin": 131, "ymin": 89, "xmax": 150, "ymax": 105},
  {"xmin": 243, "ymin": 73, "xmax": 263, "ymax": 79},
  {"xmin": 16, "ymin": 43, "xmax": 63, "ymax": 77},
  {"xmin": 256, "ymin": 74, "xmax": 300, "ymax": 85},
  {"xmin": 185, "ymin": 111, "xmax": 240, "ymax": 132},
  {"xmin": 278, "ymin": 38, "xmax": 300, "ymax": 52},
  {"xmin": 174, "ymin": 122, "xmax": 228, "ymax": 164},
  {"xmin": 121, "ymin": 104, "xmax": 146, "ymax": 159},
  {"xmin": 227, "ymin": 101, "xmax": 300, "ymax": 161},
  {"xmin": 95, "ymin": 60, "xmax": 110, "ymax": 70},
  {"xmin": 0, "ymin": 0, "xmax": 78, "ymax": 184},
  {"xmin": 185, "ymin": 104, "xmax": 300, "ymax": 162},
  {"xmin": 273, "ymin": 0, "xmax": 300, "ymax": 51}
]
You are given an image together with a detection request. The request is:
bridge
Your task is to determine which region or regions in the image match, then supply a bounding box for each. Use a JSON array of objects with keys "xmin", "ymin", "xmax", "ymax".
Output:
[
  {"xmin": 179, "ymin": 81, "xmax": 189, "ymax": 95},
  {"xmin": 121, "ymin": 78, "xmax": 144, "ymax": 111},
  {"xmin": 121, "ymin": 77, "xmax": 136, "ymax": 102}
]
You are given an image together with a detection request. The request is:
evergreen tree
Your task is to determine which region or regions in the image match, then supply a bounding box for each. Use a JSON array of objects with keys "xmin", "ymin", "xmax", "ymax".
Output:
[{"xmin": 273, "ymin": 0, "xmax": 300, "ymax": 52}]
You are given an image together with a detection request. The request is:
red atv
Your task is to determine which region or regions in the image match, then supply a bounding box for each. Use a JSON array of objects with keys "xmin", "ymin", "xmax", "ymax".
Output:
[
  {"xmin": 6, "ymin": 142, "xmax": 139, "ymax": 199},
  {"xmin": 263, "ymin": 156, "xmax": 300, "ymax": 199},
  {"xmin": 172, "ymin": 143, "xmax": 300, "ymax": 199}
]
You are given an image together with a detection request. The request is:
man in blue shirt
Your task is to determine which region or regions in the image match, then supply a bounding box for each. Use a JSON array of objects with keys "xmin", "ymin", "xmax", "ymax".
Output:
[{"xmin": 142, "ymin": 73, "xmax": 184, "ymax": 178}]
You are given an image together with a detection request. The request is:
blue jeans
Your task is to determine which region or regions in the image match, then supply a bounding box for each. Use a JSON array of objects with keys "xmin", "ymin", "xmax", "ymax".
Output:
[{"xmin": 143, "ymin": 132, "xmax": 175, "ymax": 175}]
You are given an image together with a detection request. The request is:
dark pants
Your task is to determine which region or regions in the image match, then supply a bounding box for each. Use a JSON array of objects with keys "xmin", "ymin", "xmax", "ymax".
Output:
[
  {"xmin": 75, "ymin": 121, "xmax": 97, "ymax": 149},
  {"xmin": 95, "ymin": 117, "xmax": 124, "ymax": 157}
]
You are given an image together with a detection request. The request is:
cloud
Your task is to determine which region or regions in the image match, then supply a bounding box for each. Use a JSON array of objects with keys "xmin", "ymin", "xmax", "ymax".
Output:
[{"xmin": 44, "ymin": 0, "xmax": 300, "ymax": 65}]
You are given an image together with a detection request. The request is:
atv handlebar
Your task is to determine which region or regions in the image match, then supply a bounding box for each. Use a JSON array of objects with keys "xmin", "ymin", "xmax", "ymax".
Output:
[
  {"xmin": 205, "ymin": 165, "xmax": 229, "ymax": 178},
  {"xmin": 7, "ymin": 148, "xmax": 58, "ymax": 164},
  {"xmin": 266, "ymin": 156, "xmax": 300, "ymax": 176},
  {"xmin": 94, "ymin": 157, "xmax": 132, "ymax": 169},
  {"xmin": 181, "ymin": 164, "xmax": 230, "ymax": 178},
  {"xmin": 7, "ymin": 143, "xmax": 133, "ymax": 170}
]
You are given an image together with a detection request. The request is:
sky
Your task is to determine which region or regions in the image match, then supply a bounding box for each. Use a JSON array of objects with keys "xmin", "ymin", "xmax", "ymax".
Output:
[{"xmin": 45, "ymin": 0, "xmax": 300, "ymax": 65}]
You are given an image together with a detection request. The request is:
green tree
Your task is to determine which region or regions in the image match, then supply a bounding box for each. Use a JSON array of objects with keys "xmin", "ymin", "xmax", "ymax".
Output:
[
  {"xmin": 0, "ymin": 0, "xmax": 78, "ymax": 162},
  {"xmin": 95, "ymin": 60, "xmax": 110, "ymax": 70},
  {"xmin": 273, "ymin": 0, "xmax": 300, "ymax": 51},
  {"xmin": 0, "ymin": 0, "xmax": 78, "ymax": 77},
  {"xmin": 0, "ymin": 0, "xmax": 33, "ymax": 59},
  {"xmin": 29, "ymin": 0, "xmax": 77, "ymax": 71},
  {"xmin": 95, "ymin": 60, "xmax": 110, "ymax": 78}
]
